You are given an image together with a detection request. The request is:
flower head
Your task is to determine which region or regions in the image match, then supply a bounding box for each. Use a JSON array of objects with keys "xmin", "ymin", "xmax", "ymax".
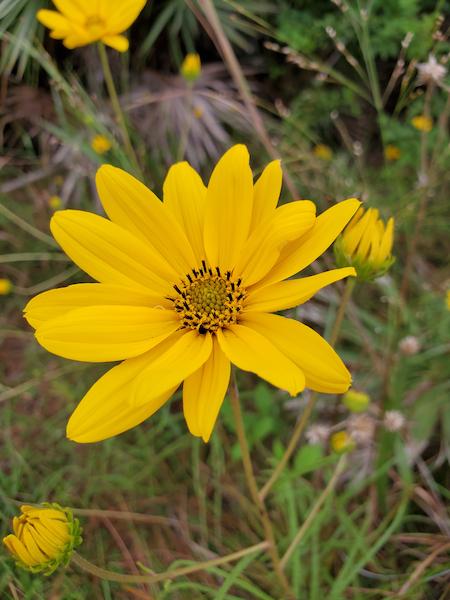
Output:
[
  {"xmin": 91, "ymin": 134, "xmax": 112, "ymax": 155},
  {"xmin": 36, "ymin": 0, "xmax": 147, "ymax": 52},
  {"xmin": 330, "ymin": 431, "xmax": 355, "ymax": 454},
  {"xmin": 416, "ymin": 55, "xmax": 447, "ymax": 86},
  {"xmin": 0, "ymin": 278, "xmax": 12, "ymax": 295},
  {"xmin": 334, "ymin": 206, "xmax": 394, "ymax": 281},
  {"xmin": 384, "ymin": 144, "xmax": 401, "ymax": 161},
  {"xmin": 48, "ymin": 195, "xmax": 62, "ymax": 210},
  {"xmin": 342, "ymin": 389, "xmax": 370, "ymax": 413},
  {"xmin": 24, "ymin": 145, "xmax": 359, "ymax": 443},
  {"xmin": 411, "ymin": 115, "xmax": 433, "ymax": 132},
  {"xmin": 313, "ymin": 144, "xmax": 333, "ymax": 161},
  {"xmin": 3, "ymin": 504, "xmax": 82, "ymax": 575},
  {"xmin": 181, "ymin": 53, "xmax": 201, "ymax": 83}
]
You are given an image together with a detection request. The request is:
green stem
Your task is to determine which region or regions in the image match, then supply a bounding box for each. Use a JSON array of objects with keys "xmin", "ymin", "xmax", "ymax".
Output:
[
  {"xmin": 259, "ymin": 277, "xmax": 356, "ymax": 500},
  {"xmin": 97, "ymin": 42, "xmax": 142, "ymax": 177},
  {"xmin": 280, "ymin": 455, "xmax": 346, "ymax": 569},
  {"xmin": 71, "ymin": 541, "xmax": 269, "ymax": 584},
  {"xmin": 229, "ymin": 372, "xmax": 295, "ymax": 600}
]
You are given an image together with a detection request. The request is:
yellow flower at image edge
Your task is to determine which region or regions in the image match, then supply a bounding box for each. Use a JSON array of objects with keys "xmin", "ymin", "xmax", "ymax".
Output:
[
  {"xmin": 0, "ymin": 278, "xmax": 12, "ymax": 295},
  {"xmin": 24, "ymin": 145, "xmax": 360, "ymax": 444},
  {"xmin": 91, "ymin": 134, "xmax": 112, "ymax": 155},
  {"xmin": 36, "ymin": 0, "xmax": 147, "ymax": 52},
  {"xmin": 3, "ymin": 504, "xmax": 82, "ymax": 575},
  {"xmin": 334, "ymin": 206, "xmax": 394, "ymax": 281}
]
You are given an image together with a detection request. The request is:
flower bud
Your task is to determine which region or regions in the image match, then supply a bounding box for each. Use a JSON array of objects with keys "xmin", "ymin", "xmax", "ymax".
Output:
[
  {"xmin": 180, "ymin": 53, "xmax": 201, "ymax": 83},
  {"xmin": 330, "ymin": 431, "xmax": 355, "ymax": 454},
  {"xmin": 334, "ymin": 207, "xmax": 395, "ymax": 281},
  {"xmin": 91, "ymin": 134, "xmax": 112, "ymax": 155},
  {"xmin": 3, "ymin": 504, "xmax": 82, "ymax": 575},
  {"xmin": 313, "ymin": 144, "xmax": 333, "ymax": 160},
  {"xmin": 383, "ymin": 410, "xmax": 405, "ymax": 432},
  {"xmin": 0, "ymin": 278, "xmax": 12, "ymax": 295},
  {"xmin": 411, "ymin": 115, "xmax": 433, "ymax": 132},
  {"xmin": 399, "ymin": 335, "xmax": 421, "ymax": 356},
  {"xmin": 342, "ymin": 389, "xmax": 370, "ymax": 413},
  {"xmin": 48, "ymin": 195, "xmax": 62, "ymax": 210},
  {"xmin": 384, "ymin": 145, "xmax": 401, "ymax": 161}
]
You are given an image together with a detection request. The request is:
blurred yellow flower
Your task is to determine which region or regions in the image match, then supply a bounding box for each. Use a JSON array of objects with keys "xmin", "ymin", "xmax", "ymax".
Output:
[
  {"xmin": 3, "ymin": 504, "xmax": 82, "ymax": 575},
  {"xmin": 342, "ymin": 389, "xmax": 370, "ymax": 413},
  {"xmin": 313, "ymin": 144, "xmax": 333, "ymax": 161},
  {"xmin": 181, "ymin": 53, "xmax": 201, "ymax": 83},
  {"xmin": 48, "ymin": 195, "xmax": 62, "ymax": 210},
  {"xmin": 411, "ymin": 115, "xmax": 433, "ymax": 132},
  {"xmin": 384, "ymin": 145, "xmax": 401, "ymax": 161},
  {"xmin": 36, "ymin": 0, "xmax": 147, "ymax": 52},
  {"xmin": 330, "ymin": 431, "xmax": 355, "ymax": 454},
  {"xmin": 446, "ymin": 290, "xmax": 450, "ymax": 310},
  {"xmin": 24, "ymin": 145, "xmax": 359, "ymax": 444},
  {"xmin": 91, "ymin": 134, "xmax": 112, "ymax": 155},
  {"xmin": 0, "ymin": 278, "xmax": 12, "ymax": 294},
  {"xmin": 334, "ymin": 206, "xmax": 394, "ymax": 281}
]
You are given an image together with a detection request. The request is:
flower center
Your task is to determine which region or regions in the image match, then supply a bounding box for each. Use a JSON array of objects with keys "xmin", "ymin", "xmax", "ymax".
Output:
[
  {"xmin": 84, "ymin": 15, "xmax": 105, "ymax": 36},
  {"xmin": 171, "ymin": 262, "xmax": 246, "ymax": 334}
]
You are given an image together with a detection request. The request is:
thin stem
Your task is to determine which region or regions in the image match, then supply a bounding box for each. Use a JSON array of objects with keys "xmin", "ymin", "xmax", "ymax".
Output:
[
  {"xmin": 259, "ymin": 277, "xmax": 356, "ymax": 500},
  {"xmin": 229, "ymin": 372, "xmax": 295, "ymax": 600},
  {"xmin": 71, "ymin": 541, "xmax": 269, "ymax": 584},
  {"xmin": 177, "ymin": 85, "xmax": 194, "ymax": 161},
  {"xmin": 280, "ymin": 455, "xmax": 346, "ymax": 569},
  {"xmin": 0, "ymin": 252, "xmax": 68, "ymax": 264},
  {"xmin": 97, "ymin": 42, "xmax": 142, "ymax": 177},
  {"xmin": 0, "ymin": 201, "xmax": 57, "ymax": 248}
]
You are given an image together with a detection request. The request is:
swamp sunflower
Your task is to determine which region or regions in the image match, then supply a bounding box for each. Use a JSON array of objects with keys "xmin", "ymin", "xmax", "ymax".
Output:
[
  {"xmin": 37, "ymin": 0, "xmax": 147, "ymax": 52},
  {"xmin": 25, "ymin": 145, "xmax": 359, "ymax": 443}
]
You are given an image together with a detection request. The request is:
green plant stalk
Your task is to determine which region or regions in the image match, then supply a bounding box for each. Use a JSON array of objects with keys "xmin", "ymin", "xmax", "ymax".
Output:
[
  {"xmin": 70, "ymin": 541, "xmax": 269, "ymax": 584},
  {"xmin": 280, "ymin": 455, "xmax": 347, "ymax": 569},
  {"xmin": 0, "ymin": 200, "xmax": 57, "ymax": 247},
  {"xmin": 259, "ymin": 277, "xmax": 356, "ymax": 500},
  {"xmin": 229, "ymin": 372, "xmax": 295, "ymax": 600},
  {"xmin": 97, "ymin": 42, "xmax": 142, "ymax": 177}
]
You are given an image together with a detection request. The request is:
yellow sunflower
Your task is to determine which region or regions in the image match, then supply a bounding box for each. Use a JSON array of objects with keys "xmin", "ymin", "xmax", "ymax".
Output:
[
  {"xmin": 24, "ymin": 145, "xmax": 359, "ymax": 443},
  {"xmin": 37, "ymin": 0, "xmax": 147, "ymax": 52}
]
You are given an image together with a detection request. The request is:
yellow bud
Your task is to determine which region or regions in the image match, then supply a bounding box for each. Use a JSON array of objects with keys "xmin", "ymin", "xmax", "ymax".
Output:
[
  {"xmin": 90, "ymin": 134, "xmax": 112, "ymax": 155},
  {"xmin": 0, "ymin": 278, "xmax": 12, "ymax": 295},
  {"xmin": 384, "ymin": 144, "xmax": 401, "ymax": 161},
  {"xmin": 334, "ymin": 206, "xmax": 395, "ymax": 281},
  {"xmin": 3, "ymin": 504, "xmax": 82, "ymax": 575},
  {"xmin": 313, "ymin": 144, "xmax": 333, "ymax": 160},
  {"xmin": 330, "ymin": 431, "xmax": 355, "ymax": 454},
  {"xmin": 342, "ymin": 389, "xmax": 370, "ymax": 413},
  {"xmin": 411, "ymin": 115, "xmax": 433, "ymax": 132},
  {"xmin": 180, "ymin": 53, "xmax": 201, "ymax": 83},
  {"xmin": 48, "ymin": 195, "xmax": 62, "ymax": 210}
]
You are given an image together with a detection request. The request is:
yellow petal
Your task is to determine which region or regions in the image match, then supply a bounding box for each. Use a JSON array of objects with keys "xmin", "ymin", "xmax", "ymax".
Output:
[
  {"xmin": 375, "ymin": 217, "xmax": 394, "ymax": 265},
  {"xmin": 24, "ymin": 283, "xmax": 169, "ymax": 330},
  {"xmin": 25, "ymin": 525, "xmax": 58, "ymax": 559},
  {"xmin": 183, "ymin": 337, "xmax": 230, "ymax": 442},
  {"xmin": 204, "ymin": 145, "xmax": 253, "ymax": 272},
  {"xmin": 103, "ymin": 0, "xmax": 147, "ymax": 32},
  {"xmin": 251, "ymin": 159, "xmax": 282, "ymax": 228},
  {"xmin": 35, "ymin": 306, "xmax": 179, "ymax": 362},
  {"xmin": 52, "ymin": 0, "xmax": 86, "ymax": 23},
  {"xmin": 163, "ymin": 161, "xmax": 207, "ymax": 264},
  {"xmin": 257, "ymin": 198, "xmax": 360, "ymax": 287},
  {"xmin": 245, "ymin": 267, "xmax": 356, "ymax": 312},
  {"xmin": 67, "ymin": 353, "xmax": 177, "ymax": 443},
  {"xmin": 132, "ymin": 330, "xmax": 213, "ymax": 407},
  {"xmin": 235, "ymin": 200, "xmax": 316, "ymax": 286},
  {"xmin": 102, "ymin": 34, "xmax": 129, "ymax": 52},
  {"xmin": 242, "ymin": 312, "xmax": 351, "ymax": 393},
  {"xmin": 3, "ymin": 535, "xmax": 37, "ymax": 566},
  {"xmin": 36, "ymin": 10, "xmax": 70, "ymax": 31},
  {"xmin": 50, "ymin": 210, "xmax": 174, "ymax": 295},
  {"xmin": 216, "ymin": 324, "xmax": 305, "ymax": 396},
  {"xmin": 21, "ymin": 527, "xmax": 48, "ymax": 564},
  {"xmin": 96, "ymin": 165, "xmax": 197, "ymax": 275}
]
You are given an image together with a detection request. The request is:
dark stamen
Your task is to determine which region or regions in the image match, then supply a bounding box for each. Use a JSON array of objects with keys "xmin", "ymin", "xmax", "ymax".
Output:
[{"xmin": 173, "ymin": 284, "xmax": 181, "ymax": 294}]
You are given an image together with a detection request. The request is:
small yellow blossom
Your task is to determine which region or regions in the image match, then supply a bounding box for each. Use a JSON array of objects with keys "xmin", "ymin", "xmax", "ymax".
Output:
[
  {"xmin": 342, "ymin": 389, "xmax": 370, "ymax": 413},
  {"xmin": 37, "ymin": 0, "xmax": 147, "ymax": 52},
  {"xmin": 3, "ymin": 504, "xmax": 82, "ymax": 575},
  {"xmin": 193, "ymin": 106, "xmax": 204, "ymax": 119},
  {"xmin": 411, "ymin": 115, "xmax": 433, "ymax": 132},
  {"xmin": 334, "ymin": 206, "xmax": 394, "ymax": 281},
  {"xmin": 0, "ymin": 278, "xmax": 12, "ymax": 295},
  {"xmin": 91, "ymin": 134, "xmax": 112, "ymax": 155},
  {"xmin": 181, "ymin": 53, "xmax": 201, "ymax": 83},
  {"xmin": 384, "ymin": 145, "xmax": 401, "ymax": 161},
  {"xmin": 330, "ymin": 431, "xmax": 355, "ymax": 454},
  {"xmin": 48, "ymin": 195, "xmax": 62, "ymax": 210},
  {"xmin": 313, "ymin": 144, "xmax": 333, "ymax": 161}
]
